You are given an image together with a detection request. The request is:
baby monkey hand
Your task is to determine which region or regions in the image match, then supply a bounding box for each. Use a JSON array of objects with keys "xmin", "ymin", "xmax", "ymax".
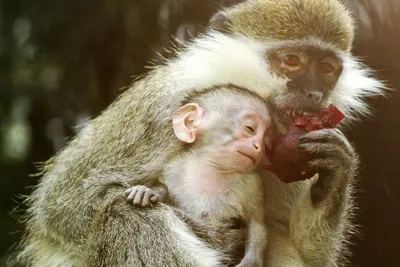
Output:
[{"xmin": 124, "ymin": 183, "xmax": 168, "ymax": 208}]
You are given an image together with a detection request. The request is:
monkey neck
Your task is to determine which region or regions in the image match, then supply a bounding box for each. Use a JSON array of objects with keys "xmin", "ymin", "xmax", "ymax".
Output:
[{"xmin": 181, "ymin": 158, "xmax": 241, "ymax": 196}]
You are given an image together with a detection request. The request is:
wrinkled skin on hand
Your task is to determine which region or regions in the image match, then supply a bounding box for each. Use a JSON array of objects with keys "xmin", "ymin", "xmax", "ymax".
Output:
[{"xmin": 264, "ymin": 105, "xmax": 345, "ymax": 183}]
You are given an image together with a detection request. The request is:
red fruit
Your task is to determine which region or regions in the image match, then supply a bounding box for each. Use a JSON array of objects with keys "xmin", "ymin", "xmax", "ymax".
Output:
[{"xmin": 264, "ymin": 105, "xmax": 345, "ymax": 183}]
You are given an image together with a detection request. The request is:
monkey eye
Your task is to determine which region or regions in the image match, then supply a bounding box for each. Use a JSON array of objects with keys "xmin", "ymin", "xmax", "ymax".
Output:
[
  {"xmin": 245, "ymin": 125, "xmax": 256, "ymax": 134},
  {"xmin": 282, "ymin": 54, "xmax": 301, "ymax": 67},
  {"xmin": 320, "ymin": 60, "xmax": 335, "ymax": 74}
]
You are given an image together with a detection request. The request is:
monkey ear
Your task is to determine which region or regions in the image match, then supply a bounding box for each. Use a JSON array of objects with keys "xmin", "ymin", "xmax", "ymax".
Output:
[
  {"xmin": 209, "ymin": 11, "xmax": 230, "ymax": 32},
  {"xmin": 173, "ymin": 103, "xmax": 205, "ymax": 143}
]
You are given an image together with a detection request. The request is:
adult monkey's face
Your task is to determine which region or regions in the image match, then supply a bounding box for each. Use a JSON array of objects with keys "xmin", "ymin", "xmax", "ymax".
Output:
[
  {"xmin": 209, "ymin": 0, "xmax": 382, "ymax": 131},
  {"xmin": 265, "ymin": 42, "xmax": 345, "ymax": 129}
]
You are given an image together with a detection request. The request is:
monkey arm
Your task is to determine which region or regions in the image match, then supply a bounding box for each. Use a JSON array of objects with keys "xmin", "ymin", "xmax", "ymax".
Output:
[
  {"xmin": 288, "ymin": 129, "xmax": 358, "ymax": 266},
  {"xmin": 27, "ymin": 167, "xmax": 222, "ymax": 266},
  {"xmin": 236, "ymin": 180, "xmax": 267, "ymax": 267},
  {"xmin": 84, "ymin": 187, "xmax": 224, "ymax": 267},
  {"xmin": 237, "ymin": 218, "xmax": 267, "ymax": 267},
  {"xmin": 28, "ymin": 157, "xmax": 165, "ymax": 246}
]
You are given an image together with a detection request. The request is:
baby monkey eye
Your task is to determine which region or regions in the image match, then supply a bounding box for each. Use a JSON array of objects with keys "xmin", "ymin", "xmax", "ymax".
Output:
[
  {"xmin": 245, "ymin": 125, "xmax": 256, "ymax": 134},
  {"xmin": 282, "ymin": 54, "xmax": 301, "ymax": 67}
]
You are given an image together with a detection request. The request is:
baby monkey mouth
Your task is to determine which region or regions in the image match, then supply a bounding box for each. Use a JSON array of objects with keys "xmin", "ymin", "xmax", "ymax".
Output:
[{"xmin": 237, "ymin": 151, "xmax": 256, "ymax": 164}]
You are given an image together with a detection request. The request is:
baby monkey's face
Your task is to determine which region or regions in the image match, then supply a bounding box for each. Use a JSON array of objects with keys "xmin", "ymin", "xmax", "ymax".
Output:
[
  {"xmin": 172, "ymin": 98, "xmax": 273, "ymax": 174},
  {"xmin": 205, "ymin": 107, "xmax": 273, "ymax": 174}
]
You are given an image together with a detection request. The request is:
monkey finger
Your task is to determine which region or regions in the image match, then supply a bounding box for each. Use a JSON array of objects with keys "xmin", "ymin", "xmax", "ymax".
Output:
[
  {"xmin": 133, "ymin": 189, "xmax": 145, "ymax": 206},
  {"xmin": 298, "ymin": 142, "xmax": 349, "ymax": 159},
  {"xmin": 141, "ymin": 191, "xmax": 153, "ymax": 207},
  {"xmin": 299, "ymin": 128, "xmax": 341, "ymax": 142},
  {"xmin": 150, "ymin": 194, "xmax": 160, "ymax": 203},
  {"xmin": 124, "ymin": 187, "xmax": 133, "ymax": 196},
  {"xmin": 299, "ymin": 131, "xmax": 354, "ymax": 157},
  {"xmin": 126, "ymin": 187, "xmax": 139, "ymax": 201}
]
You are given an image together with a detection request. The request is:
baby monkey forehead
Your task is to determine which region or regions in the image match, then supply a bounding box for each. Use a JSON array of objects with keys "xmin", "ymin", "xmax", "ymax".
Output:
[{"xmin": 227, "ymin": 101, "xmax": 271, "ymax": 123}]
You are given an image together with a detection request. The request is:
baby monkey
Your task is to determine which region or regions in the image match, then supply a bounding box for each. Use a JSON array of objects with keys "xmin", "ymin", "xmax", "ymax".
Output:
[{"xmin": 125, "ymin": 87, "xmax": 271, "ymax": 266}]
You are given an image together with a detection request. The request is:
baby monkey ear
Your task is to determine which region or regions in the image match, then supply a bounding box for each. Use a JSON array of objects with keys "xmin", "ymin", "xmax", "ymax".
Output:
[{"xmin": 173, "ymin": 103, "xmax": 205, "ymax": 143}]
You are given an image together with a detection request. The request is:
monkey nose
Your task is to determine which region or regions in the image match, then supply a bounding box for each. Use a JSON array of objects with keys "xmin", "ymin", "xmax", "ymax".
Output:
[
  {"xmin": 253, "ymin": 143, "xmax": 261, "ymax": 151},
  {"xmin": 306, "ymin": 91, "xmax": 323, "ymax": 103}
]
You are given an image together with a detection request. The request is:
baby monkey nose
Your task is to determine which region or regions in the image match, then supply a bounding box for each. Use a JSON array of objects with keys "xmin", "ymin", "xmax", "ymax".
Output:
[{"xmin": 253, "ymin": 143, "xmax": 261, "ymax": 151}]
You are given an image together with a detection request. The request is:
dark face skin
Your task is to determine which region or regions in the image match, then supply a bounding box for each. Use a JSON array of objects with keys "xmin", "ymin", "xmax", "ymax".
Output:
[{"xmin": 267, "ymin": 45, "xmax": 343, "ymax": 128}]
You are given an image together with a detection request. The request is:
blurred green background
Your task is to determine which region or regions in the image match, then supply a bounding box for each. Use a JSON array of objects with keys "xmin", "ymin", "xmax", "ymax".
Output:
[{"xmin": 0, "ymin": 0, "xmax": 399, "ymax": 266}]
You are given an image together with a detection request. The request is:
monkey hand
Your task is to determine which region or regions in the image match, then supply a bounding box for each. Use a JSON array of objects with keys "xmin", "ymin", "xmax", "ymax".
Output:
[
  {"xmin": 298, "ymin": 128, "xmax": 358, "ymax": 205},
  {"xmin": 264, "ymin": 104, "xmax": 346, "ymax": 183},
  {"xmin": 124, "ymin": 185, "xmax": 167, "ymax": 208}
]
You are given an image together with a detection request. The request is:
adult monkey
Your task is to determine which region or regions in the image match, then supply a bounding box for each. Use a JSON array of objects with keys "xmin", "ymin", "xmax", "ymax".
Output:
[{"xmin": 14, "ymin": 0, "xmax": 383, "ymax": 267}]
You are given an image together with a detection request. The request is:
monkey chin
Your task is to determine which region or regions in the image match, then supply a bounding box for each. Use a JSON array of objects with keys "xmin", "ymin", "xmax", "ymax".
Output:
[
  {"xmin": 237, "ymin": 151, "xmax": 256, "ymax": 165},
  {"xmin": 232, "ymin": 158, "xmax": 259, "ymax": 174}
]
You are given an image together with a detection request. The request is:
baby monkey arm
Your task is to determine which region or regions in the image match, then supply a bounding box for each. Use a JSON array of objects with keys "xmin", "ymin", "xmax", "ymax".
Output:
[{"xmin": 237, "ymin": 178, "xmax": 267, "ymax": 267}]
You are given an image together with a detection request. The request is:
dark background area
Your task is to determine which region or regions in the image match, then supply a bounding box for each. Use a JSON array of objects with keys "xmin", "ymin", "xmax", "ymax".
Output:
[{"xmin": 0, "ymin": 0, "xmax": 399, "ymax": 266}]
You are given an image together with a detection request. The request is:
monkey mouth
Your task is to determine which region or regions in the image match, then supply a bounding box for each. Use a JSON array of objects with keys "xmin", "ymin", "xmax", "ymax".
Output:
[
  {"xmin": 276, "ymin": 107, "xmax": 324, "ymax": 132},
  {"xmin": 284, "ymin": 109, "xmax": 318, "ymax": 117},
  {"xmin": 281, "ymin": 108, "xmax": 320, "ymax": 122},
  {"xmin": 236, "ymin": 151, "xmax": 256, "ymax": 164},
  {"xmin": 267, "ymin": 96, "xmax": 329, "ymax": 132}
]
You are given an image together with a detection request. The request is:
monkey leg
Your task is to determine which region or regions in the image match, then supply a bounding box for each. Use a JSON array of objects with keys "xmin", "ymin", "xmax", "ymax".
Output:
[{"xmin": 85, "ymin": 189, "xmax": 224, "ymax": 267}]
